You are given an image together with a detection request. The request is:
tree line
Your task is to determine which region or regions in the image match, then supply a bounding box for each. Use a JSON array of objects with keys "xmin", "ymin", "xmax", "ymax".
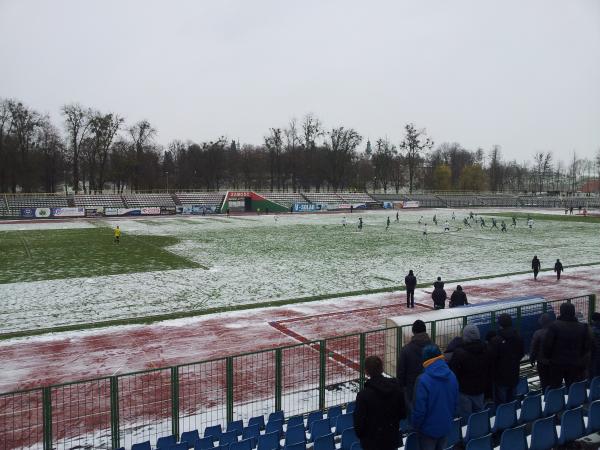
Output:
[{"xmin": 1, "ymin": 98, "xmax": 599, "ymax": 194}]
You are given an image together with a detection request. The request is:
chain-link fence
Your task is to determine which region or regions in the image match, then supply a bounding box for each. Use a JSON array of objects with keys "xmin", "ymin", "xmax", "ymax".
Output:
[{"xmin": 0, "ymin": 294, "xmax": 595, "ymax": 450}]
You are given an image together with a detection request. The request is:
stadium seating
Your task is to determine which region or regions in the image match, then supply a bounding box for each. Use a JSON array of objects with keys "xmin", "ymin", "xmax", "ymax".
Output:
[
  {"xmin": 204, "ymin": 424, "xmax": 222, "ymax": 441},
  {"xmin": 5, "ymin": 193, "xmax": 69, "ymax": 215},
  {"xmin": 122, "ymin": 193, "xmax": 176, "ymax": 207},
  {"xmin": 193, "ymin": 437, "xmax": 214, "ymax": 450},
  {"xmin": 340, "ymin": 427, "xmax": 358, "ymax": 450},
  {"xmin": 175, "ymin": 192, "xmax": 225, "ymax": 209},
  {"xmin": 517, "ymin": 394, "xmax": 542, "ymax": 424},
  {"xmin": 302, "ymin": 192, "xmax": 344, "ymax": 204},
  {"xmin": 490, "ymin": 400, "xmax": 518, "ymax": 433},
  {"xmin": 566, "ymin": 379, "xmax": 588, "ymax": 409},
  {"xmin": 313, "ymin": 433, "xmax": 335, "ymax": 450},
  {"xmin": 337, "ymin": 193, "xmax": 375, "ymax": 203},
  {"xmin": 284, "ymin": 424, "xmax": 306, "ymax": 447},
  {"xmin": 309, "ymin": 418, "xmax": 331, "ymax": 442},
  {"xmin": 589, "ymin": 376, "xmax": 600, "ymax": 402},
  {"xmin": 498, "ymin": 424, "xmax": 528, "ymax": 450},
  {"xmin": 542, "ymin": 386, "xmax": 565, "ymax": 416},
  {"xmin": 326, "ymin": 405, "xmax": 342, "ymax": 427},
  {"xmin": 257, "ymin": 192, "xmax": 307, "ymax": 208},
  {"xmin": 557, "ymin": 406, "xmax": 586, "ymax": 445},
  {"xmin": 287, "ymin": 415, "xmax": 304, "ymax": 429},
  {"xmin": 74, "ymin": 194, "xmax": 125, "ymax": 207},
  {"xmin": 528, "ymin": 416, "xmax": 558, "ymax": 449},
  {"xmin": 462, "ymin": 409, "xmax": 491, "ymax": 443},
  {"xmin": 156, "ymin": 435, "xmax": 176, "ymax": 449},
  {"xmin": 179, "ymin": 430, "xmax": 199, "ymax": 448},
  {"xmin": 256, "ymin": 430, "xmax": 279, "ymax": 450},
  {"xmin": 227, "ymin": 420, "xmax": 243, "ymax": 437},
  {"xmin": 334, "ymin": 413, "xmax": 353, "ymax": 435}
]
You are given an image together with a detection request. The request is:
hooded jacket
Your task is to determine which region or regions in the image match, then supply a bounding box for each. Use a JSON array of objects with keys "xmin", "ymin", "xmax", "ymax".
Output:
[
  {"xmin": 543, "ymin": 304, "xmax": 591, "ymax": 367},
  {"xmin": 405, "ymin": 273, "xmax": 417, "ymax": 290},
  {"xmin": 411, "ymin": 357, "xmax": 459, "ymax": 439},
  {"xmin": 432, "ymin": 287, "xmax": 447, "ymax": 308},
  {"xmin": 489, "ymin": 327, "xmax": 525, "ymax": 387},
  {"xmin": 354, "ymin": 375, "xmax": 407, "ymax": 450},
  {"xmin": 449, "ymin": 289, "xmax": 468, "ymax": 307},
  {"xmin": 449, "ymin": 340, "xmax": 491, "ymax": 395},
  {"xmin": 397, "ymin": 333, "xmax": 432, "ymax": 400}
]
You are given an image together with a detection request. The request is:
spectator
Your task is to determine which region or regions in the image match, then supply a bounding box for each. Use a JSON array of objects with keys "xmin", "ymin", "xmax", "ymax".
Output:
[
  {"xmin": 449, "ymin": 285, "xmax": 468, "ymax": 307},
  {"xmin": 449, "ymin": 325, "xmax": 492, "ymax": 419},
  {"xmin": 354, "ymin": 356, "xmax": 407, "ymax": 450},
  {"xmin": 432, "ymin": 285, "xmax": 447, "ymax": 310},
  {"xmin": 433, "ymin": 276, "xmax": 444, "ymax": 290},
  {"xmin": 554, "ymin": 259, "xmax": 564, "ymax": 280},
  {"xmin": 489, "ymin": 314, "xmax": 525, "ymax": 404},
  {"xmin": 531, "ymin": 255, "xmax": 541, "ymax": 280},
  {"xmin": 590, "ymin": 313, "xmax": 600, "ymax": 378},
  {"xmin": 443, "ymin": 336, "xmax": 463, "ymax": 363},
  {"xmin": 397, "ymin": 320, "xmax": 432, "ymax": 408},
  {"xmin": 405, "ymin": 270, "xmax": 417, "ymax": 308},
  {"xmin": 529, "ymin": 313, "xmax": 554, "ymax": 392},
  {"xmin": 542, "ymin": 302, "xmax": 592, "ymax": 388},
  {"xmin": 411, "ymin": 344, "xmax": 459, "ymax": 450}
]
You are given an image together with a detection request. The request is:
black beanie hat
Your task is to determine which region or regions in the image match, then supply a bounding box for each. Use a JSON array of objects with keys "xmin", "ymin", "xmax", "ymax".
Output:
[{"xmin": 412, "ymin": 320, "xmax": 426, "ymax": 334}]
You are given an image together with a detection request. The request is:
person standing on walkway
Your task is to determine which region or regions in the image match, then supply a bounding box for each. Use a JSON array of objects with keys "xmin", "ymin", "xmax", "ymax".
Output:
[
  {"xmin": 411, "ymin": 344, "xmax": 459, "ymax": 450},
  {"xmin": 489, "ymin": 314, "xmax": 524, "ymax": 404},
  {"xmin": 397, "ymin": 320, "xmax": 432, "ymax": 409},
  {"xmin": 449, "ymin": 285, "xmax": 468, "ymax": 307},
  {"xmin": 531, "ymin": 255, "xmax": 541, "ymax": 280},
  {"xmin": 432, "ymin": 285, "xmax": 447, "ymax": 310},
  {"xmin": 554, "ymin": 259, "xmax": 564, "ymax": 280},
  {"xmin": 354, "ymin": 356, "xmax": 407, "ymax": 450},
  {"xmin": 529, "ymin": 313, "xmax": 554, "ymax": 392},
  {"xmin": 405, "ymin": 270, "xmax": 417, "ymax": 308}
]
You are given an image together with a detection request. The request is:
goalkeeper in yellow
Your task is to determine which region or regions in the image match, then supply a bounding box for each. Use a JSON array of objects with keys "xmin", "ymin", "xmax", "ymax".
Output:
[{"xmin": 113, "ymin": 225, "xmax": 121, "ymax": 243}]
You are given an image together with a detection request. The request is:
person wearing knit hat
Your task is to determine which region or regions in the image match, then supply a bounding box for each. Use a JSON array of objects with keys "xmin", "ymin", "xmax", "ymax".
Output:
[
  {"xmin": 590, "ymin": 313, "xmax": 600, "ymax": 377},
  {"xmin": 529, "ymin": 313, "xmax": 554, "ymax": 391},
  {"xmin": 411, "ymin": 344, "xmax": 458, "ymax": 449},
  {"xmin": 489, "ymin": 313, "xmax": 525, "ymax": 404},
  {"xmin": 542, "ymin": 302, "xmax": 592, "ymax": 388},
  {"xmin": 449, "ymin": 285, "xmax": 468, "ymax": 308},
  {"xmin": 397, "ymin": 320, "xmax": 432, "ymax": 412},
  {"xmin": 449, "ymin": 325, "xmax": 492, "ymax": 419}
]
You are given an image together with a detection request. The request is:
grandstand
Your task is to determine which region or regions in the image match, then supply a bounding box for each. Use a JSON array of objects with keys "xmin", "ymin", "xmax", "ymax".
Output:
[
  {"xmin": 74, "ymin": 194, "xmax": 125, "ymax": 208},
  {"xmin": 256, "ymin": 192, "xmax": 307, "ymax": 208},
  {"xmin": 174, "ymin": 192, "xmax": 226, "ymax": 209},
  {"xmin": 302, "ymin": 192, "xmax": 345, "ymax": 204},
  {"xmin": 337, "ymin": 192, "xmax": 376, "ymax": 204},
  {"xmin": 3, "ymin": 193, "xmax": 69, "ymax": 216},
  {"xmin": 122, "ymin": 193, "xmax": 177, "ymax": 208}
]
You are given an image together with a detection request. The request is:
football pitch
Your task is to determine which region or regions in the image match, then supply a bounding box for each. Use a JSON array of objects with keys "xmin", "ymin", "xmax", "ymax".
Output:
[{"xmin": 0, "ymin": 209, "xmax": 599, "ymax": 334}]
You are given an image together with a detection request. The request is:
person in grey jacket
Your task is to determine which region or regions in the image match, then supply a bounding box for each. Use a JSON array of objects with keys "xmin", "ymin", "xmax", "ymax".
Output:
[
  {"xmin": 529, "ymin": 313, "xmax": 554, "ymax": 392},
  {"xmin": 397, "ymin": 320, "xmax": 432, "ymax": 410}
]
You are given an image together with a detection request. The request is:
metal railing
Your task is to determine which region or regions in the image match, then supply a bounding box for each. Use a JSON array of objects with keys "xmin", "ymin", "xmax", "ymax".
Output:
[{"xmin": 0, "ymin": 294, "xmax": 595, "ymax": 450}]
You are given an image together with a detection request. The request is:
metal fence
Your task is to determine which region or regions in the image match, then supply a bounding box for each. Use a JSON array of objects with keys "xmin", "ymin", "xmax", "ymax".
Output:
[{"xmin": 0, "ymin": 294, "xmax": 595, "ymax": 450}]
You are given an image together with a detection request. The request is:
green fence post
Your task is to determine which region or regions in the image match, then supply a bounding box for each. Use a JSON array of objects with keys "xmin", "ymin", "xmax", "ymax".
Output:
[
  {"xmin": 516, "ymin": 306, "xmax": 522, "ymax": 333},
  {"xmin": 319, "ymin": 340, "xmax": 326, "ymax": 410},
  {"xmin": 110, "ymin": 376, "xmax": 120, "ymax": 450},
  {"xmin": 275, "ymin": 348, "xmax": 282, "ymax": 412},
  {"xmin": 490, "ymin": 311, "xmax": 496, "ymax": 330},
  {"xmin": 462, "ymin": 316, "xmax": 467, "ymax": 328},
  {"xmin": 226, "ymin": 357, "xmax": 234, "ymax": 424},
  {"xmin": 430, "ymin": 321, "xmax": 436, "ymax": 344},
  {"xmin": 171, "ymin": 367, "xmax": 180, "ymax": 440},
  {"xmin": 359, "ymin": 333, "xmax": 366, "ymax": 389},
  {"xmin": 589, "ymin": 294, "xmax": 597, "ymax": 323},
  {"xmin": 542, "ymin": 302, "xmax": 548, "ymax": 314},
  {"xmin": 42, "ymin": 387, "xmax": 52, "ymax": 450},
  {"xmin": 395, "ymin": 328, "xmax": 402, "ymax": 376}
]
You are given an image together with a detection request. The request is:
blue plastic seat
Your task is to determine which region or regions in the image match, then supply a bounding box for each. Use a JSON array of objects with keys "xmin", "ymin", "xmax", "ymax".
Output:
[
  {"xmin": 542, "ymin": 386, "xmax": 565, "ymax": 417},
  {"xmin": 219, "ymin": 430, "xmax": 238, "ymax": 447},
  {"xmin": 465, "ymin": 433, "xmax": 492, "ymax": 450},
  {"xmin": 590, "ymin": 376, "xmax": 600, "ymax": 402},
  {"xmin": 498, "ymin": 424, "xmax": 527, "ymax": 450},
  {"xmin": 327, "ymin": 405, "xmax": 343, "ymax": 427},
  {"xmin": 257, "ymin": 431, "xmax": 280, "ymax": 450},
  {"xmin": 265, "ymin": 419, "xmax": 283, "ymax": 438},
  {"xmin": 269, "ymin": 410, "xmax": 284, "ymax": 423},
  {"xmin": 180, "ymin": 430, "xmax": 200, "ymax": 449},
  {"xmin": 463, "ymin": 409, "xmax": 490, "ymax": 443},
  {"xmin": 248, "ymin": 415, "xmax": 265, "ymax": 430},
  {"xmin": 307, "ymin": 411, "xmax": 323, "ymax": 431},
  {"xmin": 341, "ymin": 427, "xmax": 358, "ymax": 450},
  {"xmin": 350, "ymin": 442, "xmax": 363, "ymax": 450},
  {"xmin": 168, "ymin": 444, "xmax": 189, "ymax": 450},
  {"xmin": 227, "ymin": 420, "xmax": 243, "ymax": 437},
  {"xmin": 565, "ymin": 380, "xmax": 587, "ymax": 409},
  {"xmin": 241, "ymin": 425, "xmax": 260, "ymax": 448},
  {"xmin": 283, "ymin": 443, "xmax": 305, "ymax": 450},
  {"xmin": 194, "ymin": 436, "xmax": 215, "ymax": 450},
  {"xmin": 346, "ymin": 401, "xmax": 356, "ymax": 414},
  {"xmin": 284, "ymin": 424, "xmax": 306, "ymax": 447},
  {"xmin": 335, "ymin": 413, "xmax": 353, "ymax": 435},
  {"xmin": 445, "ymin": 417, "xmax": 462, "ymax": 449},
  {"xmin": 313, "ymin": 433, "xmax": 335, "ymax": 450},
  {"xmin": 515, "ymin": 377, "xmax": 529, "ymax": 397},
  {"xmin": 404, "ymin": 432, "xmax": 418, "ymax": 450},
  {"xmin": 518, "ymin": 394, "xmax": 542, "ymax": 424},
  {"xmin": 557, "ymin": 406, "xmax": 585, "ymax": 445},
  {"xmin": 529, "ymin": 416, "xmax": 558, "ymax": 450},
  {"xmin": 230, "ymin": 439, "xmax": 252, "ymax": 450},
  {"xmin": 310, "ymin": 418, "xmax": 331, "ymax": 442},
  {"xmin": 587, "ymin": 399, "xmax": 600, "ymax": 433},
  {"xmin": 491, "ymin": 400, "xmax": 518, "ymax": 433},
  {"xmin": 204, "ymin": 425, "xmax": 223, "ymax": 442},
  {"xmin": 132, "ymin": 441, "xmax": 151, "ymax": 450},
  {"xmin": 157, "ymin": 435, "xmax": 177, "ymax": 449},
  {"xmin": 287, "ymin": 415, "xmax": 304, "ymax": 429}
]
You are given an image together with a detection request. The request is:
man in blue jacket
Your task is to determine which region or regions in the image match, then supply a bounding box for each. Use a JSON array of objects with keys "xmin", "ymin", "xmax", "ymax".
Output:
[{"xmin": 411, "ymin": 344, "xmax": 459, "ymax": 450}]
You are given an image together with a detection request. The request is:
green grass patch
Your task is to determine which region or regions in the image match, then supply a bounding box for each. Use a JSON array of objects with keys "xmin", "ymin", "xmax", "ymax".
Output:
[
  {"xmin": 486, "ymin": 212, "xmax": 600, "ymax": 223},
  {"xmin": 0, "ymin": 227, "xmax": 200, "ymax": 284}
]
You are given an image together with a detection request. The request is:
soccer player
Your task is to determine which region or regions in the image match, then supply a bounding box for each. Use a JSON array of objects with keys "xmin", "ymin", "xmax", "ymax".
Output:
[
  {"xmin": 511, "ymin": 216, "xmax": 517, "ymax": 228},
  {"xmin": 418, "ymin": 216, "xmax": 423, "ymax": 225},
  {"xmin": 469, "ymin": 211, "xmax": 474, "ymax": 220},
  {"xmin": 480, "ymin": 217, "xmax": 486, "ymax": 228},
  {"xmin": 501, "ymin": 221, "xmax": 507, "ymax": 232},
  {"xmin": 532, "ymin": 255, "xmax": 541, "ymax": 280},
  {"xmin": 113, "ymin": 225, "xmax": 121, "ymax": 243},
  {"xmin": 358, "ymin": 217, "xmax": 363, "ymax": 231},
  {"xmin": 463, "ymin": 217, "xmax": 471, "ymax": 228},
  {"xmin": 396, "ymin": 211, "xmax": 400, "ymax": 223},
  {"xmin": 433, "ymin": 214, "xmax": 438, "ymax": 226},
  {"xmin": 527, "ymin": 218, "xmax": 534, "ymax": 230},
  {"xmin": 342, "ymin": 216, "xmax": 347, "ymax": 227},
  {"xmin": 451, "ymin": 211, "xmax": 456, "ymax": 221},
  {"xmin": 490, "ymin": 218, "xmax": 498, "ymax": 230},
  {"xmin": 443, "ymin": 220, "xmax": 450, "ymax": 232},
  {"xmin": 422, "ymin": 223, "xmax": 428, "ymax": 239}
]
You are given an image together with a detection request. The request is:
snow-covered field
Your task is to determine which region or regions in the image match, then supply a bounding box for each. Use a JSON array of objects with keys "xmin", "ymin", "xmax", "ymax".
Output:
[{"xmin": 1, "ymin": 209, "xmax": 599, "ymax": 333}]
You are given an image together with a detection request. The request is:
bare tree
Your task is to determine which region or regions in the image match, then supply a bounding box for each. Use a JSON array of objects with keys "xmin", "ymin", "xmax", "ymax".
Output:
[
  {"xmin": 9, "ymin": 101, "xmax": 42, "ymax": 192},
  {"xmin": 88, "ymin": 112, "xmax": 123, "ymax": 192},
  {"xmin": 533, "ymin": 151, "xmax": 553, "ymax": 193},
  {"xmin": 129, "ymin": 120, "xmax": 156, "ymax": 191},
  {"xmin": 324, "ymin": 127, "xmax": 362, "ymax": 191},
  {"xmin": 264, "ymin": 128, "xmax": 283, "ymax": 191},
  {"xmin": 399, "ymin": 123, "xmax": 433, "ymax": 193},
  {"xmin": 0, "ymin": 99, "xmax": 15, "ymax": 192},
  {"xmin": 372, "ymin": 137, "xmax": 395, "ymax": 193},
  {"xmin": 62, "ymin": 104, "xmax": 92, "ymax": 193}
]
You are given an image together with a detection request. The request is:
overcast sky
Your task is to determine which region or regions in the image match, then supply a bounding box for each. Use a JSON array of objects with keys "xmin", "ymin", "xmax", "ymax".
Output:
[{"xmin": 1, "ymin": 0, "xmax": 599, "ymax": 164}]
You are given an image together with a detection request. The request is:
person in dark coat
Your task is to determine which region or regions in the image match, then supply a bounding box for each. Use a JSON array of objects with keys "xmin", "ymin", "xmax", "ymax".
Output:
[
  {"xmin": 433, "ymin": 277, "xmax": 444, "ymax": 290},
  {"xmin": 405, "ymin": 270, "xmax": 417, "ymax": 308},
  {"xmin": 531, "ymin": 256, "xmax": 541, "ymax": 280},
  {"xmin": 589, "ymin": 313, "xmax": 600, "ymax": 378},
  {"xmin": 529, "ymin": 313, "xmax": 554, "ymax": 392},
  {"xmin": 432, "ymin": 286, "xmax": 447, "ymax": 309},
  {"xmin": 354, "ymin": 356, "xmax": 407, "ymax": 450},
  {"xmin": 542, "ymin": 302, "xmax": 592, "ymax": 388},
  {"xmin": 449, "ymin": 325, "xmax": 492, "ymax": 419},
  {"xmin": 554, "ymin": 259, "xmax": 564, "ymax": 280},
  {"xmin": 449, "ymin": 285, "xmax": 468, "ymax": 308},
  {"xmin": 489, "ymin": 314, "xmax": 525, "ymax": 405},
  {"xmin": 397, "ymin": 320, "xmax": 432, "ymax": 409}
]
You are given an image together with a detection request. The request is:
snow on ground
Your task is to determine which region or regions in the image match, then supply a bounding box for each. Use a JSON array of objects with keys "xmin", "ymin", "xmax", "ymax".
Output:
[{"xmin": 0, "ymin": 208, "xmax": 599, "ymax": 333}]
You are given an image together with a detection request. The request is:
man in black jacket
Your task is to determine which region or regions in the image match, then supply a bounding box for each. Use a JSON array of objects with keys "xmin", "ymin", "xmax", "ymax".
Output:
[
  {"xmin": 432, "ymin": 286, "xmax": 447, "ymax": 309},
  {"xmin": 397, "ymin": 320, "xmax": 432, "ymax": 409},
  {"xmin": 449, "ymin": 285, "xmax": 468, "ymax": 308},
  {"xmin": 489, "ymin": 314, "xmax": 525, "ymax": 405},
  {"xmin": 433, "ymin": 276, "xmax": 444, "ymax": 290},
  {"xmin": 532, "ymin": 255, "xmax": 541, "ymax": 280},
  {"xmin": 354, "ymin": 356, "xmax": 407, "ymax": 450},
  {"xmin": 542, "ymin": 302, "xmax": 592, "ymax": 388},
  {"xmin": 554, "ymin": 259, "xmax": 564, "ymax": 280},
  {"xmin": 405, "ymin": 270, "xmax": 417, "ymax": 308},
  {"xmin": 449, "ymin": 325, "xmax": 492, "ymax": 419}
]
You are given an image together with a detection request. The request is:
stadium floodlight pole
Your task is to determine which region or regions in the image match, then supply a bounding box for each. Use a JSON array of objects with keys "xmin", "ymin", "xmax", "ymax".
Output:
[{"xmin": 165, "ymin": 171, "xmax": 169, "ymax": 193}]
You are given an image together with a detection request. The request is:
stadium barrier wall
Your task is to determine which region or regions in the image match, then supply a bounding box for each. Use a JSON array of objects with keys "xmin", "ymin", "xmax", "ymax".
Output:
[{"xmin": 0, "ymin": 294, "xmax": 595, "ymax": 450}]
